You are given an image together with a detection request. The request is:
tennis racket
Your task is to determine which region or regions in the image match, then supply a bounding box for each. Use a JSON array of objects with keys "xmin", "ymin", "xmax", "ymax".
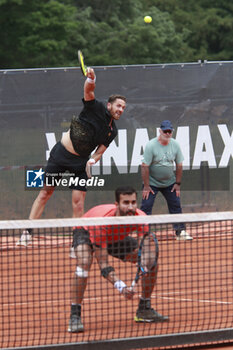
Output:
[
  {"xmin": 131, "ymin": 232, "xmax": 159, "ymax": 290},
  {"xmin": 78, "ymin": 50, "xmax": 87, "ymax": 76}
]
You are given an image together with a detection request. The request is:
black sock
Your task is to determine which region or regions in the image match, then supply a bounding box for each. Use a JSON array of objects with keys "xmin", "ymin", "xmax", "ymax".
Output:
[
  {"xmin": 71, "ymin": 304, "xmax": 81, "ymax": 317},
  {"xmin": 138, "ymin": 298, "xmax": 151, "ymax": 309}
]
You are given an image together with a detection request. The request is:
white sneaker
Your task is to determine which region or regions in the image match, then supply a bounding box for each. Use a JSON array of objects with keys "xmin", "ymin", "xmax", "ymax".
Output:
[
  {"xmin": 16, "ymin": 231, "xmax": 32, "ymax": 246},
  {"xmin": 176, "ymin": 230, "xmax": 193, "ymax": 241},
  {"xmin": 69, "ymin": 246, "xmax": 76, "ymax": 259}
]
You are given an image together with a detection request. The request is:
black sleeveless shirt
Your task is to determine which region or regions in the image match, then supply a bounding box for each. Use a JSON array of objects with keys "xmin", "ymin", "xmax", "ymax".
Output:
[{"xmin": 70, "ymin": 99, "xmax": 118, "ymax": 157}]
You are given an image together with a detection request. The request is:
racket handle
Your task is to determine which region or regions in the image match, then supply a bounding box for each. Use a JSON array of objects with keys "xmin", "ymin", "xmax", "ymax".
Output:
[{"xmin": 131, "ymin": 280, "xmax": 136, "ymax": 288}]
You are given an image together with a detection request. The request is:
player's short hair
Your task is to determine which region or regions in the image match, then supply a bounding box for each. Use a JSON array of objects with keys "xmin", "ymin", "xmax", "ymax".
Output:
[
  {"xmin": 115, "ymin": 186, "xmax": 137, "ymax": 203},
  {"xmin": 108, "ymin": 95, "xmax": 126, "ymax": 104}
]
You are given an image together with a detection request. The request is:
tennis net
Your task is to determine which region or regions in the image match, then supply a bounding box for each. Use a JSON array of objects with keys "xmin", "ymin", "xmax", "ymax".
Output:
[{"xmin": 0, "ymin": 212, "xmax": 232, "ymax": 350}]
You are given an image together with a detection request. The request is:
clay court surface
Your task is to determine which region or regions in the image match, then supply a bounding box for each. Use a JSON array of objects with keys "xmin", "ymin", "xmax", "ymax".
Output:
[{"xmin": 0, "ymin": 226, "xmax": 232, "ymax": 349}]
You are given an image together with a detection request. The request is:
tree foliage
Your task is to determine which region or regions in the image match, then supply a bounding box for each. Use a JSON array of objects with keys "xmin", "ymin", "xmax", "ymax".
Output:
[
  {"xmin": 0, "ymin": 0, "xmax": 81, "ymax": 68},
  {"xmin": 0, "ymin": 0, "xmax": 232, "ymax": 68}
]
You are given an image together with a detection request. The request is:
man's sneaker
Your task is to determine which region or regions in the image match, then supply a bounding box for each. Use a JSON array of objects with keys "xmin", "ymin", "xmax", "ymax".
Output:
[
  {"xmin": 16, "ymin": 231, "xmax": 32, "ymax": 246},
  {"xmin": 135, "ymin": 308, "xmax": 169, "ymax": 323},
  {"xmin": 69, "ymin": 246, "xmax": 76, "ymax": 259},
  {"xmin": 68, "ymin": 314, "xmax": 84, "ymax": 333},
  {"xmin": 176, "ymin": 230, "xmax": 193, "ymax": 241}
]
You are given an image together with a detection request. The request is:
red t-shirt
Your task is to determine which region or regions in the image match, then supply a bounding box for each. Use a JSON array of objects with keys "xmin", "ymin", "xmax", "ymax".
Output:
[{"xmin": 80, "ymin": 204, "xmax": 148, "ymax": 248}]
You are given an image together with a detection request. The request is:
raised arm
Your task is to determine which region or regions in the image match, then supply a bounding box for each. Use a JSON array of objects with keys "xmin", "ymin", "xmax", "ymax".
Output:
[{"xmin": 84, "ymin": 67, "xmax": 96, "ymax": 101}]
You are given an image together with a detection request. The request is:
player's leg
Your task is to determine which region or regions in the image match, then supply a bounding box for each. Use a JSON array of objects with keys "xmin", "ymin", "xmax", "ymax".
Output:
[
  {"xmin": 30, "ymin": 141, "xmax": 64, "ymax": 219},
  {"xmin": 126, "ymin": 234, "xmax": 168, "ymax": 323},
  {"xmin": 108, "ymin": 237, "xmax": 168, "ymax": 323},
  {"xmin": 140, "ymin": 186, "xmax": 158, "ymax": 215},
  {"xmin": 69, "ymin": 189, "xmax": 87, "ymax": 258},
  {"xmin": 71, "ymin": 190, "xmax": 86, "ymax": 218},
  {"xmin": 69, "ymin": 165, "xmax": 88, "ymax": 218},
  {"xmin": 135, "ymin": 264, "xmax": 168, "ymax": 323},
  {"xmin": 69, "ymin": 166, "xmax": 88, "ymax": 257},
  {"xmin": 161, "ymin": 184, "xmax": 192, "ymax": 240},
  {"xmin": 17, "ymin": 142, "xmax": 64, "ymax": 246},
  {"xmin": 68, "ymin": 228, "xmax": 93, "ymax": 333},
  {"xmin": 16, "ymin": 186, "xmax": 55, "ymax": 246},
  {"xmin": 29, "ymin": 187, "xmax": 55, "ymax": 219}
]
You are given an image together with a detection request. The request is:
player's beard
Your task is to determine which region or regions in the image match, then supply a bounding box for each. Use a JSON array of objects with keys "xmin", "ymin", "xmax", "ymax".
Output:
[
  {"xmin": 111, "ymin": 111, "xmax": 121, "ymax": 120},
  {"xmin": 108, "ymin": 105, "xmax": 121, "ymax": 120},
  {"xmin": 119, "ymin": 209, "xmax": 136, "ymax": 216}
]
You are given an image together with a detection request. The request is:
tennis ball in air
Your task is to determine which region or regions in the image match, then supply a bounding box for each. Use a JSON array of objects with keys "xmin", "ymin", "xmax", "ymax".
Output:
[{"xmin": 144, "ymin": 16, "xmax": 152, "ymax": 24}]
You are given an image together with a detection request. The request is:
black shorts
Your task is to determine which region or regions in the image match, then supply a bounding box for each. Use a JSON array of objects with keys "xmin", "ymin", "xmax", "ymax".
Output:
[
  {"xmin": 107, "ymin": 236, "xmax": 138, "ymax": 260},
  {"xmin": 73, "ymin": 228, "xmax": 93, "ymax": 248},
  {"xmin": 72, "ymin": 228, "xmax": 138, "ymax": 261},
  {"xmin": 45, "ymin": 142, "xmax": 88, "ymax": 191}
]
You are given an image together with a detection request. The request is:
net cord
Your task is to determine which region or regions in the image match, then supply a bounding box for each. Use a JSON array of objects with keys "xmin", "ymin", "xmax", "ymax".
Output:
[{"xmin": 0, "ymin": 211, "xmax": 232, "ymax": 230}]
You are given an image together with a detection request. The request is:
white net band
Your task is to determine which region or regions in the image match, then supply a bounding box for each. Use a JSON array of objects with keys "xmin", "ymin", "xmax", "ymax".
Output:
[{"xmin": 0, "ymin": 211, "xmax": 233, "ymax": 230}]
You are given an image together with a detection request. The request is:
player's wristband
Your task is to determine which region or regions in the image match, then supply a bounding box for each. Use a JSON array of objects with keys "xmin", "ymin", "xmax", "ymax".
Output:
[
  {"xmin": 88, "ymin": 158, "xmax": 96, "ymax": 164},
  {"xmin": 175, "ymin": 182, "xmax": 181, "ymax": 185},
  {"xmin": 87, "ymin": 77, "xmax": 96, "ymax": 84},
  {"xmin": 114, "ymin": 280, "xmax": 126, "ymax": 293}
]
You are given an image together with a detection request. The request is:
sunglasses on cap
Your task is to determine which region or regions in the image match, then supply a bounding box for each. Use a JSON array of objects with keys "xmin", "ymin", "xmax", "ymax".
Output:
[{"xmin": 162, "ymin": 129, "xmax": 173, "ymax": 134}]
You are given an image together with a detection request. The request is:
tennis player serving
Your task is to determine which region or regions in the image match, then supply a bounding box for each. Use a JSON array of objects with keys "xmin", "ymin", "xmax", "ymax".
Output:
[
  {"xmin": 68, "ymin": 186, "xmax": 168, "ymax": 333},
  {"xmin": 17, "ymin": 64, "xmax": 126, "ymax": 246}
]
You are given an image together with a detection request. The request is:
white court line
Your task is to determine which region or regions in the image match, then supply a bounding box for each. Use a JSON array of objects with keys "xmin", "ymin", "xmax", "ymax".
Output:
[
  {"xmin": 157, "ymin": 296, "xmax": 232, "ymax": 305},
  {"xmin": 1, "ymin": 297, "xmax": 101, "ymax": 308},
  {"xmin": 159, "ymin": 286, "xmax": 233, "ymax": 296},
  {"xmin": 1, "ymin": 292, "xmax": 232, "ymax": 309},
  {"xmin": 154, "ymin": 287, "xmax": 233, "ymax": 305}
]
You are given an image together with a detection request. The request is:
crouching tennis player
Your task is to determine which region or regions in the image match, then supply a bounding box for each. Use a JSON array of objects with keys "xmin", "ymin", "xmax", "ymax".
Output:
[{"xmin": 68, "ymin": 186, "xmax": 168, "ymax": 333}]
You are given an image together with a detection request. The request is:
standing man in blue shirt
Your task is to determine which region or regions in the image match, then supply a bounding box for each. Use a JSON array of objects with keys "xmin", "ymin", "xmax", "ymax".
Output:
[{"xmin": 140, "ymin": 120, "xmax": 192, "ymax": 240}]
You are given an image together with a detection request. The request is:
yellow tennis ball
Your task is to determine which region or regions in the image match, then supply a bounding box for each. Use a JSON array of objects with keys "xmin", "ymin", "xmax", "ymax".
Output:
[{"xmin": 144, "ymin": 16, "xmax": 152, "ymax": 24}]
